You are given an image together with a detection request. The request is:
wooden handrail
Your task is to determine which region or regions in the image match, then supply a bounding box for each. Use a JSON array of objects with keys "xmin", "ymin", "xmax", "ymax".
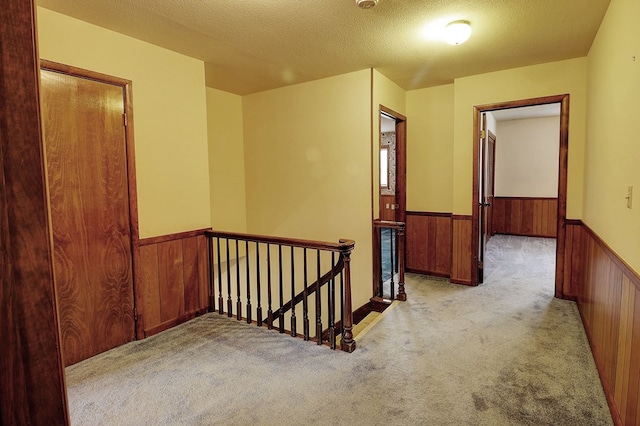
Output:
[
  {"xmin": 373, "ymin": 220, "xmax": 405, "ymax": 229},
  {"xmin": 206, "ymin": 230, "xmax": 356, "ymax": 352},
  {"xmin": 205, "ymin": 230, "xmax": 355, "ymax": 253}
]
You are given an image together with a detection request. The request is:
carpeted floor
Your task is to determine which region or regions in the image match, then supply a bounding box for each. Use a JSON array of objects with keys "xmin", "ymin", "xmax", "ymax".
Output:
[{"xmin": 65, "ymin": 235, "xmax": 612, "ymax": 425}]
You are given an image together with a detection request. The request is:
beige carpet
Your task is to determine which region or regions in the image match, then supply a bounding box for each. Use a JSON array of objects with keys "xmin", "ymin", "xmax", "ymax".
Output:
[{"xmin": 65, "ymin": 235, "xmax": 612, "ymax": 425}]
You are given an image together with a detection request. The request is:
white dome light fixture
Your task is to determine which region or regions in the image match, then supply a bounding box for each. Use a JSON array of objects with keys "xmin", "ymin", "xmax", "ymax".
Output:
[
  {"xmin": 444, "ymin": 20, "xmax": 472, "ymax": 45},
  {"xmin": 356, "ymin": 0, "xmax": 378, "ymax": 9}
]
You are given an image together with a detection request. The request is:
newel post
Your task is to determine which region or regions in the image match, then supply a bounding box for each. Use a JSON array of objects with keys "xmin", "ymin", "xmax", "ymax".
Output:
[
  {"xmin": 339, "ymin": 240, "xmax": 356, "ymax": 353},
  {"xmin": 396, "ymin": 224, "xmax": 407, "ymax": 301}
]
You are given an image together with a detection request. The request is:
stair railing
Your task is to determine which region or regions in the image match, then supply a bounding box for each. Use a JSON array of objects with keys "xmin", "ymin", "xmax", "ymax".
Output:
[
  {"xmin": 372, "ymin": 220, "xmax": 406, "ymax": 302},
  {"xmin": 205, "ymin": 230, "xmax": 356, "ymax": 352}
]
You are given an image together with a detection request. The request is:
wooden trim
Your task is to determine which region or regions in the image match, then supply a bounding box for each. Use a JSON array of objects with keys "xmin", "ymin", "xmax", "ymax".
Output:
[
  {"xmin": 373, "ymin": 220, "xmax": 405, "ymax": 229},
  {"xmin": 407, "ymin": 211, "xmax": 452, "ymax": 217},
  {"xmin": 207, "ymin": 230, "xmax": 355, "ymax": 253},
  {"xmin": 0, "ymin": 2, "xmax": 69, "ymax": 423},
  {"xmin": 451, "ymin": 214, "xmax": 472, "ymax": 220},
  {"xmin": 554, "ymin": 94, "xmax": 570, "ymax": 298},
  {"xmin": 493, "ymin": 196, "xmax": 559, "ymax": 201},
  {"xmin": 472, "ymin": 94, "xmax": 569, "ymax": 294},
  {"xmin": 139, "ymin": 228, "xmax": 211, "ymax": 246}
]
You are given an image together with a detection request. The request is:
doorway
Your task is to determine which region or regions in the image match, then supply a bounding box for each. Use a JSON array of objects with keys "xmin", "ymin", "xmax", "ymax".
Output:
[
  {"xmin": 378, "ymin": 106, "xmax": 406, "ymax": 223},
  {"xmin": 373, "ymin": 106, "xmax": 406, "ymax": 299},
  {"xmin": 473, "ymin": 95, "xmax": 569, "ymax": 298},
  {"xmin": 40, "ymin": 61, "xmax": 140, "ymax": 365}
]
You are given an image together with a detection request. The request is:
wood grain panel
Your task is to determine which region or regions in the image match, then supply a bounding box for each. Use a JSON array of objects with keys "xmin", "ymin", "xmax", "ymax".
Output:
[
  {"xmin": 451, "ymin": 215, "xmax": 472, "ymax": 285},
  {"xmin": 197, "ymin": 235, "xmax": 210, "ymax": 309},
  {"xmin": 139, "ymin": 245, "xmax": 161, "ymax": 329},
  {"xmin": 562, "ymin": 221, "xmax": 585, "ymax": 299},
  {"xmin": 41, "ymin": 69, "xmax": 135, "ymax": 366},
  {"xmin": 138, "ymin": 230, "xmax": 210, "ymax": 337},
  {"xmin": 492, "ymin": 197, "xmax": 558, "ymax": 238},
  {"xmin": 0, "ymin": 1, "xmax": 68, "ymax": 422},
  {"xmin": 577, "ymin": 222, "xmax": 640, "ymax": 426},
  {"xmin": 183, "ymin": 237, "xmax": 201, "ymax": 313},
  {"xmin": 158, "ymin": 239, "xmax": 185, "ymax": 322},
  {"xmin": 379, "ymin": 194, "xmax": 396, "ymax": 221},
  {"xmin": 405, "ymin": 212, "xmax": 451, "ymax": 277}
]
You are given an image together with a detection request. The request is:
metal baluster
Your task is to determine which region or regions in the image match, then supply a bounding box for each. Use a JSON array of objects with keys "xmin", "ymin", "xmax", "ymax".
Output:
[
  {"xmin": 339, "ymin": 269, "xmax": 344, "ymax": 338},
  {"xmin": 236, "ymin": 240, "xmax": 241, "ymax": 320},
  {"xmin": 328, "ymin": 252, "xmax": 336, "ymax": 350},
  {"xmin": 378, "ymin": 227, "xmax": 384, "ymax": 298},
  {"xmin": 303, "ymin": 248, "xmax": 309, "ymax": 340},
  {"xmin": 216, "ymin": 237, "xmax": 223, "ymax": 314},
  {"xmin": 290, "ymin": 247, "xmax": 297, "ymax": 337},
  {"xmin": 279, "ymin": 245, "xmax": 284, "ymax": 333},
  {"xmin": 208, "ymin": 236, "xmax": 215, "ymax": 311},
  {"xmin": 256, "ymin": 241, "xmax": 262, "ymax": 326},
  {"xmin": 226, "ymin": 239, "xmax": 232, "ymax": 317},
  {"xmin": 315, "ymin": 249, "xmax": 322, "ymax": 345},
  {"xmin": 266, "ymin": 243, "xmax": 273, "ymax": 329},
  {"xmin": 245, "ymin": 240, "xmax": 251, "ymax": 323},
  {"xmin": 390, "ymin": 228, "xmax": 395, "ymax": 300}
]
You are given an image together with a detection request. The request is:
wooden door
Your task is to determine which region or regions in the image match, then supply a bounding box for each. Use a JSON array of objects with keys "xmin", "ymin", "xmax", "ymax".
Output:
[
  {"xmin": 41, "ymin": 68, "xmax": 135, "ymax": 366},
  {"xmin": 478, "ymin": 113, "xmax": 488, "ymax": 283},
  {"xmin": 485, "ymin": 131, "xmax": 496, "ymax": 239}
]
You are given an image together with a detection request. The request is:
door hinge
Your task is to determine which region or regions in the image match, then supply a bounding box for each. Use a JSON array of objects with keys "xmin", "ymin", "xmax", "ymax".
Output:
[
  {"xmin": 134, "ymin": 307, "xmax": 138, "ymax": 322},
  {"xmin": 480, "ymin": 130, "xmax": 486, "ymax": 139},
  {"xmin": 478, "ymin": 261, "xmax": 484, "ymax": 269},
  {"xmin": 123, "ymin": 113, "xmax": 128, "ymax": 127}
]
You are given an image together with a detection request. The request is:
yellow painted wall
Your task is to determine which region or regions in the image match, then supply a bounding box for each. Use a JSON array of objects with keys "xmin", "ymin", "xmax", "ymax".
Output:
[
  {"xmin": 37, "ymin": 7, "xmax": 211, "ymax": 238},
  {"xmin": 242, "ymin": 70, "xmax": 372, "ymax": 308},
  {"xmin": 452, "ymin": 58, "xmax": 588, "ymax": 218},
  {"xmin": 584, "ymin": 0, "xmax": 640, "ymax": 272},
  {"xmin": 206, "ymin": 88, "xmax": 247, "ymax": 233},
  {"xmin": 406, "ymin": 84, "xmax": 454, "ymax": 212},
  {"xmin": 372, "ymin": 70, "xmax": 407, "ymax": 219}
]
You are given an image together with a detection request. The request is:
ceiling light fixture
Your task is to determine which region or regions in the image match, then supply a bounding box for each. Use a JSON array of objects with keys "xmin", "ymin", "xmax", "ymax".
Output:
[
  {"xmin": 356, "ymin": 0, "xmax": 378, "ymax": 9},
  {"xmin": 444, "ymin": 20, "xmax": 472, "ymax": 45}
]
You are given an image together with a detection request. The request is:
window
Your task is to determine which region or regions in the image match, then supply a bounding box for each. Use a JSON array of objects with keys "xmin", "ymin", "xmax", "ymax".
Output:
[{"xmin": 380, "ymin": 147, "xmax": 389, "ymax": 188}]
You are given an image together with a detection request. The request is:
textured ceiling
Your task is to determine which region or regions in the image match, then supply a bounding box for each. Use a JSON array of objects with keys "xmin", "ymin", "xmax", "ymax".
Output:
[{"xmin": 37, "ymin": 0, "xmax": 611, "ymax": 95}]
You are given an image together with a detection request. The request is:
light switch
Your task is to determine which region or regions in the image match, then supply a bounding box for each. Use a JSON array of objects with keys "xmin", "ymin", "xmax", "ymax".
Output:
[{"xmin": 627, "ymin": 186, "xmax": 633, "ymax": 209}]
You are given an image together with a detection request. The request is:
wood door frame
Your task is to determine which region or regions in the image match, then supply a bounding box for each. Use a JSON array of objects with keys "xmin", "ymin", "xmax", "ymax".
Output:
[
  {"xmin": 379, "ymin": 105, "xmax": 406, "ymax": 223},
  {"xmin": 372, "ymin": 105, "xmax": 406, "ymax": 298},
  {"xmin": 471, "ymin": 94, "xmax": 569, "ymax": 299},
  {"xmin": 40, "ymin": 60, "xmax": 144, "ymax": 338},
  {"xmin": 0, "ymin": 1, "xmax": 69, "ymax": 422}
]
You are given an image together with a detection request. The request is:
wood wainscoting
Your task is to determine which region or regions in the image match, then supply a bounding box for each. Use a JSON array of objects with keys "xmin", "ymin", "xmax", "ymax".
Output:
[
  {"xmin": 451, "ymin": 215, "xmax": 473, "ymax": 285},
  {"xmin": 406, "ymin": 212, "xmax": 451, "ymax": 277},
  {"xmin": 569, "ymin": 221, "xmax": 640, "ymax": 425},
  {"xmin": 492, "ymin": 197, "xmax": 558, "ymax": 238},
  {"xmin": 137, "ymin": 229, "xmax": 210, "ymax": 337}
]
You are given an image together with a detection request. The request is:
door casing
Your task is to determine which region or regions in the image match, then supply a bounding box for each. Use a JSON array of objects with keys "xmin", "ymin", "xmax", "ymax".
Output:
[{"xmin": 471, "ymin": 94, "xmax": 569, "ymax": 298}]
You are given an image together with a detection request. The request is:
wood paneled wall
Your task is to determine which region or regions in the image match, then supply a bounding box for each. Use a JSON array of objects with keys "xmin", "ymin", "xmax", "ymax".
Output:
[
  {"xmin": 562, "ymin": 220, "xmax": 585, "ymax": 300},
  {"xmin": 492, "ymin": 197, "xmax": 558, "ymax": 238},
  {"xmin": 405, "ymin": 212, "xmax": 451, "ymax": 277},
  {"xmin": 451, "ymin": 215, "xmax": 473, "ymax": 285},
  {"xmin": 574, "ymin": 222, "xmax": 640, "ymax": 426},
  {"xmin": 137, "ymin": 229, "xmax": 210, "ymax": 337}
]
